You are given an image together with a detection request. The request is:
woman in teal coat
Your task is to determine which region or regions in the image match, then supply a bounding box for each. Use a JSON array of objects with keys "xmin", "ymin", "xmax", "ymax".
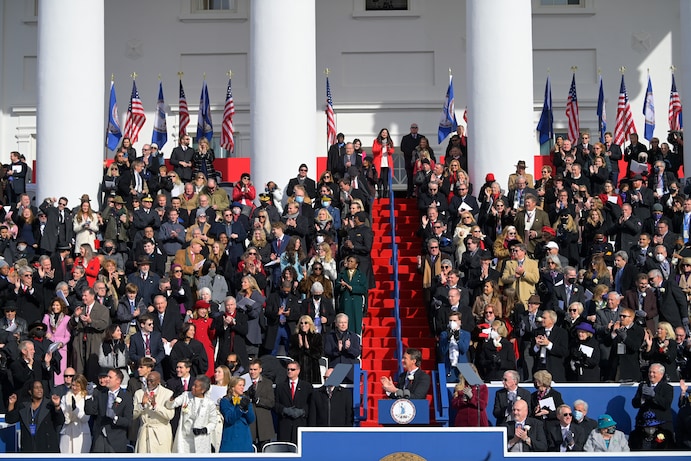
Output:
[
  {"xmin": 335, "ymin": 256, "xmax": 368, "ymax": 335},
  {"xmin": 219, "ymin": 376, "xmax": 255, "ymax": 452}
]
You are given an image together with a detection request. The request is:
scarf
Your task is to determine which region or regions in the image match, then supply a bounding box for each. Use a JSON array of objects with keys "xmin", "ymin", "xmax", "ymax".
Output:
[{"xmin": 422, "ymin": 255, "xmax": 442, "ymax": 289}]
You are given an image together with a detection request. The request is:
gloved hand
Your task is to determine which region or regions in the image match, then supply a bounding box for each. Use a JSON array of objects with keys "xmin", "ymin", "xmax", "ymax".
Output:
[
  {"xmin": 293, "ymin": 408, "xmax": 306, "ymax": 418},
  {"xmin": 239, "ymin": 395, "xmax": 251, "ymax": 412},
  {"xmin": 462, "ymin": 387, "xmax": 473, "ymax": 398},
  {"xmin": 641, "ymin": 384, "xmax": 656, "ymax": 397},
  {"xmin": 71, "ymin": 396, "xmax": 76, "ymax": 410},
  {"xmin": 283, "ymin": 407, "xmax": 299, "ymax": 418},
  {"xmin": 564, "ymin": 431, "xmax": 574, "ymax": 446},
  {"xmin": 615, "ymin": 328, "xmax": 628, "ymax": 341},
  {"xmin": 192, "ymin": 427, "xmax": 207, "ymax": 436},
  {"xmin": 683, "ymin": 317, "xmax": 689, "ymax": 327}
]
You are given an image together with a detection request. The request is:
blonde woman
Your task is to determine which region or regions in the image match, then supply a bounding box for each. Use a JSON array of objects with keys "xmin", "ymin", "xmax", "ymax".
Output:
[
  {"xmin": 60, "ymin": 374, "xmax": 92, "ymax": 453},
  {"xmin": 307, "ymin": 241, "xmax": 337, "ymax": 281},
  {"xmin": 453, "ymin": 211, "xmax": 475, "ymax": 259},
  {"xmin": 219, "ymin": 376, "xmax": 255, "ymax": 452},
  {"xmin": 73, "ymin": 197, "xmax": 100, "ymax": 253},
  {"xmin": 289, "ymin": 315, "xmax": 323, "ymax": 384}
]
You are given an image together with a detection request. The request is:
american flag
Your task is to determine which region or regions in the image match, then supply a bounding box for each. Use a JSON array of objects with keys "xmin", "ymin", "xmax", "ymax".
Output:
[
  {"xmin": 669, "ymin": 73, "xmax": 683, "ymax": 131},
  {"xmin": 220, "ymin": 78, "xmax": 235, "ymax": 152},
  {"xmin": 614, "ymin": 74, "xmax": 637, "ymax": 146},
  {"xmin": 123, "ymin": 80, "xmax": 146, "ymax": 143},
  {"xmin": 565, "ymin": 73, "xmax": 579, "ymax": 143},
  {"xmin": 179, "ymin": 79, "xmax": 190, "ymax": 138},
  {"xmin": 326, "ymin": 77, "xmax": 336, "ymax": 146}
]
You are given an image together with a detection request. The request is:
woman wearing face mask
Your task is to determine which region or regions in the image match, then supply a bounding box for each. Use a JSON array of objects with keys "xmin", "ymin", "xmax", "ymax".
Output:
[
  {"xmin": 313, "ymin": 208, "xmax": 337, "ymax": 244},
  {"xmin": 197, "ymin": 261, "xmax": 228, "ymax": 307},
  {"xmin": 583, "ymin": 414, "xmax": 630, "ymax": 452}
]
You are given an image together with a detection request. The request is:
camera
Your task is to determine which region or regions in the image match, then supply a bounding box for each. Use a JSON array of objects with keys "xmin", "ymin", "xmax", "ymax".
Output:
[{"xmin": 668, "ymin": 130, "xmax": 683, "ymax": 145}]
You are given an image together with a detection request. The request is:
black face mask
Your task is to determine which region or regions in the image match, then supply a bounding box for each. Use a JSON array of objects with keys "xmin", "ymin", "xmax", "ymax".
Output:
[
  {"xmin": 606, "ymin": 426, "xmax": 616, "ymax": 435},
  {"xmin": 280, "ymin": 291, "xmax": 290, "ymax": 298},
  {"xmin": 313, "ymin": 295, "xmax": 321, "ymax": 301},
  {"xmin": 567, "ymin": 277, "xmax": 577, "ymax": 285},
  {"xmin": 104, "ymin": 246, "xmax": 114, "ymax": 253}
]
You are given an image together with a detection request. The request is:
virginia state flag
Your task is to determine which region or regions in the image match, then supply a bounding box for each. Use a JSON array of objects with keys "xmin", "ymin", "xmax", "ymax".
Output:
[
  {"xmin": 438, "ymin": 75, "xmax": 458, "ymax": 144},
  {"xmin": 106, "ymin": 81, "xmax": 122, "ymax": 151},
  {"xmin": 152, "ymin": 81, "xmax": 168, "ymax": 149},
  {"xmin": 536, "ymin": 75, "xmax": 553, "ymax": 144},
  {"xmin": 197, "ymin": 80, "xmax": 213, "ymax": 142},
  {"xmin": 643, "ymin": 75, "xmax": 655, "ymax": 141}
]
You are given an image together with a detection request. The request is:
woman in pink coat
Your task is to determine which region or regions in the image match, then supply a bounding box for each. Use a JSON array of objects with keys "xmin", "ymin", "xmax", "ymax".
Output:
[
  {"xmin": 43, "ymin": 298, "xmax": 71, "ymax": 385},
  {"xmin": 371, "ymin": 128, "xmax": 395, "ymax": 198}
]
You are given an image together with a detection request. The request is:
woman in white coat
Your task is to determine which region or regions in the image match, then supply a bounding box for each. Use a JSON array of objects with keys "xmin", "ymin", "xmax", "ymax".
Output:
[
  {"xmin": 59, "ymin": 374, "xmax": 92, "ymax": 453},
  {"xmin": 165, "ymin": 375, "xmax": 219, "ymax": 453},
  {"xmin": 72, "ymin": 198, "xmax": 100, "ymax": 253}
]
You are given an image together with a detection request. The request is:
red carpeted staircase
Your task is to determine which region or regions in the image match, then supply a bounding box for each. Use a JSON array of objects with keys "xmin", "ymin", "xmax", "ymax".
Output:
[{"xmin": 360, "ymin": 197, "xmax": 438, "ymax": 426}]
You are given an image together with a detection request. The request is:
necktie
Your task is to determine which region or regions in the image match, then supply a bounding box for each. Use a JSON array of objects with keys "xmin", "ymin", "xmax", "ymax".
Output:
[
  {"xmin": 253, "ymin": 379, "xmax": 257, "ymax": 387},
  {"xmin": 107, "ymin": 391, "xmax": 116, "ymax": 409},
  {"xmin": 145, "ymin": 334, "xmax": 151, "ymax": 355},
  {"xmin": 183, "ymin": 379, "xmax": 188, "ymax": 391},
  {"xmin": 159, "ymin": 313, "xmax": 164, "ymax": 325},
  {"xmin": 59, "ymin": 211, "xmax": 64, "ymax": 223},
  {"xmin": 290, "ymin": 381, "xmax": 296, "ymax": 399}
]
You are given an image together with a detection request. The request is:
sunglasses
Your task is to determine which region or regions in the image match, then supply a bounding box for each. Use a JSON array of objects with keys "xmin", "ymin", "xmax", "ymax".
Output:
[
  {"xmin": 64, "ymin": 374, "xmax": 75, "ymax": 378},
  {"xmin": 287, "ymin": 368, "xmax": 298, "ymax": 371}
]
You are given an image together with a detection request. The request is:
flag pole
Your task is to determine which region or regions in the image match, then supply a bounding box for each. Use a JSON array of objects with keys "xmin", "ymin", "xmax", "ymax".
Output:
[{"xmin": 324, "ymin": 68, "xmax": 332, "ymax": 151}]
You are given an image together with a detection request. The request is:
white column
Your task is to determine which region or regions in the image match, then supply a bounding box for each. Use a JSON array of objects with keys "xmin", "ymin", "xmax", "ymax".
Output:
[
  {"xmin": 466, "ymin": 0, "xmax": 535, "ymax": 189},
  {"xmin": 680, "ymin": 0, "xmax": 691, "ymax": 171},
  {"xmin": 37, "ymin": 0, "xmax": 104, "ymax": 208},
  {"xmin": 251, "ymin": 0, "xmax": 316, "ymax": 196}
]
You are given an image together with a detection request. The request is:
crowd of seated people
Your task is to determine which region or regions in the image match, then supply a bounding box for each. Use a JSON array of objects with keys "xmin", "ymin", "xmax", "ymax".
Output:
[{"xmin": 0, "ymin": 133, "xmax": 382, "ymax": 453}]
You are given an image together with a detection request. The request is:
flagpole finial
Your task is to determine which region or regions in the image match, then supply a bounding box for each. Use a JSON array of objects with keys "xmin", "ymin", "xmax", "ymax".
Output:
[
  {"xmin": 227, "ymin": 69, "xmax": 232, "ymax": 78},
  {"xmin": 324, "ymin": 68, "xmax": 330, "ymax": 76},
  {"xmin": 158, "ymin": 73, "xmax": 162, "ymax": 81},
  {"xmin": 671, "ymin": 65, "xmax": 677, "ymax": 73},
  {"xmin": 619, "ymin": 66, "xmax": 626, "ymax": 74},
  {"xmin": 597, "ymin": 68, "xmax": 601, "ymax": 75},
  {"xmin": 203, "ymin": 72, "xmax": 206, "ymax": 80},
  {"xmin": 177, "ymin": 71, "xmax": 184, "ymax": 79},
  {"xmin": 570, "ymin": 66, "xmax": 578, "ymax": 73},
  {"xmin": 646, "ymin": 68, "xmax": 650, "ymax": 75},
  {"xmin": 130, "ymin": 72, "xmax": 138, "ymax": 80},
  {"xmin": 547, "ymin": 68, "xmax": 550, "ymax": 75},
  {"xmin": 448, "ymin": 68, "xmax": 452, "ymax": 77},
  {"xmin": 111, "ymin": 74, "xmax": 115, "ymax": 82}
]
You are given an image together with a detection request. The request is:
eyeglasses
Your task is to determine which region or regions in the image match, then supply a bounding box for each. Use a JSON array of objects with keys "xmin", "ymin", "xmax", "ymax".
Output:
[
  {"xmin": 568, "ymin": 309, "xmax": 578, "ymax": 312},
  {"xmin": 561, "ymin": 413, "xmax": 573, "ymax": 417},
  {"xmin": 510, "ymin": 249, "xmax": 520, "ymax": 253},
  {"xmin": 441, "ymin": 265, "xmax": 451, "ymax": 269},
  {"xmin": 64, "ymin": 374, "xmax": 75, "ymax": 378},
  {"xmin": 145, "ymin": 323, "xmax": 154, "ymax": 326},
  {"xmin": 299, "ymin": 322, "xmax": 310, "ymax": 325},
  {"xmin": 429, "ymin": 246, "xmax": 439, "ymax": 249},
  {"xmin": 313, "ymin": 267, "xmax": 323, "ymax": 271},
  {"xmin": 248, "ymin": 252, "xmax": 257, "ymax": 255},
  {"xmin": 299, "ymin": 168, "xmax": 308, "ymax": 172},
  {"xmin": 287, "ymin": 368, "xmax": 298, "ymax": 371},
  {"xmin": 324, "ymin": 175, "xmax": 331, "ymax": 179},
  {"xmin": 173, "ymin": 269, "xmax": 182, "ymax": 273}
]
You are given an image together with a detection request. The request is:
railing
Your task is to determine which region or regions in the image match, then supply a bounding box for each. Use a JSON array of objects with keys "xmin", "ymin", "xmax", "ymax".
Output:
[
  {"xmin": 433, "ymin": 363, "xmax": 450, "ymax": 427},
  {"xmin": 388, "ymin": 173, "xmax": 404, "ymax": 376},
  {"xmin": 353, "ymin": 362, "xmax": 368, "ymax": 426}
]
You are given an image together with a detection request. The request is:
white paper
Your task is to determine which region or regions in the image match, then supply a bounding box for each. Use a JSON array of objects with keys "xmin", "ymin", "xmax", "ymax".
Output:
[
  {"xmin": 209, "ymin": 384, "xmax": 227, "ymax": 404},
  {"xmin": 241, "ymin": 372, "xmax": 252, "ymax": 389},
  {"xmin": 459, "ymin": 202, "xmax": 473, "ymax": 212},
  {"xmin": 163, "ymin": 342, "xmax": 172, "ymax": 356},
  {"xmin": 538, "ymin": 396, "xmax": 556, "ymax": 411},
  {"xmin": 11, "ymin": 165, "xmax": 21, "ymax": 174},
  {"xmin": 579, "ymin": 344, "xmax": 594, "ymax": 358},
  {"xmin": 607, "ymin": 195, "xmax": 618, "ymax": 204},
  {"xmin": 630, "ymin": 160, "xmax": 649, "ymax": 175}
]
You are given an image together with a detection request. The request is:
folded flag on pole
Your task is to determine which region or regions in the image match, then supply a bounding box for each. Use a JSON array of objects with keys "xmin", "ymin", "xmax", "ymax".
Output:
[
  {"xmin": 179, "ymin": 79, "xmax": 190, "ymax": 138},
  {"xmin": 197, "ymin": 80, "xmax": 213, "ymax": 142},
  {"xmin": 152, "ymin": 81, "xmax": 168, "ymax": 149},
  {"xmin": 106, "ymin": 81, "xmax": 122, "ymax": 151},
  {"xmin": 123, "ymin": 80, "xmax": 146, "ymax": 143},
  {"xmin": 438, "ymin": 74, "xmax": 458, "ymax": 144},
  {"xmin": 643, "ymin": 74, "xmax": 655, "ymax": 141},
  {"xmin": 597, "ymin": 75, "xmax": 607, "ymax": 143},
  {"xmin": 220, "ymin": 78, "xmax": 235, "ymax": 152},
  {"xmin": 326, "ymin": 76, "xmax": 336, "ymax": 147},
  {"xmin": 669, "ymin": 73, "xmax": 683, "ymax": 131},
  {"xmin": 536, "ymin": 75, "xmax": 553, "ymax": 145},
  {"xmin": 565, "ymin": 73, "xmax": 579, "ymax": 143}
]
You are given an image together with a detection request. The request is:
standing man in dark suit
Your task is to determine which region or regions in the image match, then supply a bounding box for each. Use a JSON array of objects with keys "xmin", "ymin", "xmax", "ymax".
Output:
[
  {"xmin": 649, "ymin": 269, "xmax": 689, "ymax": 329},
  {"xmin": 5, "ymin": 381, "xmax": 64, "ymax": 453},
  {"xmin": 631, "ymin": 362, "xmax": 674, "ymax": 433},
  {"xmin": 274, "ymin": 360, "xmax": 311, "ymax": 445},
  {"xmin": 621, "ymin": 273, "xmax": 658, "ymax": 331},
  {"xmin": 545, "ymin": 404, "xmax": 587, "ymax": 452},
  {"xmin": 380, "ymin": 348, "xmax": 431, "ymax": 400},
  {"xmin": 530, "ymin": 310, "xmax": 568, "ymax": 383},
  {"xmin": 604, "ymin": 306, "xmax": 645, "ymax": 381},
  {"xmin": 7, "ymin": 151, "xmax": 28, "ymax": 206},
  {"xmin": 612, "ymin": 251, "xmax": 638, "ymax": 295},
  {"xmin": 286, "ymin": 164, "xmax": 317, "ymax": 201},
  {"xmin": 246, "ymin": 358, "xmax": 275, "ymax": 451},
  {"xmin": 400, "ymin": 123, "xmax": 422, "ymax": 198},
  {"xmin": 85, "ymin": 368, "xmax": 133, "ymax": 453},
  {"xmin": 611, "ymin": 203, "xmax": 642, "ymax": 254},
  {"xmin": 629, "ymin": 174, "xmax": 655, "ymax": 220},
  {"xmin": 50, "ymin": 243, "xmax": 72, "ymax": 284},
  {"xmin": 129, "ymin": 314, "xmax": 165, "ymax": 375},
  {"xmin": 170, "ymin": 134, "xmax": 194, "ymax": 183},
  {"xmin": 503, "ymin": 399, "xmax": 548, "ymax": 452},
  {"xmin": 326, "ymin": 133, "xmax": 346, "ymax": 178},
  {"xmin": 493, "ymin": 370, "xmax": 532, "ymax": 426},
  {"xmin": 604, "ymin": 132, "xmax": 623, "ymax": 185},
  {"xmin": 552, "ymin": 266, "xmax": 586, "ymax": 323}
]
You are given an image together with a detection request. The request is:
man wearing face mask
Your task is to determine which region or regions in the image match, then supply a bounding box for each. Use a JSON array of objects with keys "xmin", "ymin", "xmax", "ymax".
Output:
[
  {"xmin": 643, "ymin": 204, "xmax": 666, "ymax": 236},
  {"xmin": 315, "ymin": 194, "xmax": 341, "ymax": 230},
  {"xmin": 552, "ymin": 267, "xmax": 586, "ymax": 322},
  {"xmin": 572, "ymin": 399, "xmax": 598, "ymax": 435},
  {"xmin": 438, "ymin": 311, "xmax": 470, "ymax": 382},
  {"xmin": 264, "ymin": 280, "xmax": 300, "ymax": 356}
]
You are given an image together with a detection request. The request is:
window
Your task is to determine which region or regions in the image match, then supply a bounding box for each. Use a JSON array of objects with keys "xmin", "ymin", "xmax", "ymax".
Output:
[
  {"xmin": 353, "ymin": 0, "xmax": 419, "ymax": 18},
  {"xmin": 532, "ymin": 0, "xmax": 594, "ymax": 15},
  {"xmin": 365, "ymin": 0, "xmax": 408, "ymax": 11},
  {"xmin": 180, "ymin": 0, "xmax": 248, "ymax": 22}
]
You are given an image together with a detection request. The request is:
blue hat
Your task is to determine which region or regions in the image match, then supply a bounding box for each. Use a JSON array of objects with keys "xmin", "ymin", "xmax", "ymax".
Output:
[
  {"xmin": 642, "ymin": 411, "xmax": 664, "ymax": 427},
  {"xmin": 575, "ymin": 323, "xmax": 595, "ymax": 334},
  {"xmin": 597, "ymin": 414, "xmax": 616, "ymax": 429}
]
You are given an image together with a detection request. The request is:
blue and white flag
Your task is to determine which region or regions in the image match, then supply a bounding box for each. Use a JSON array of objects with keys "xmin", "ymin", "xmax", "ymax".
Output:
[
  {"xmin": 152, "ymin": 81, "xmax": 168, "ymax": 149},
  {"xmin": 536, "ymin": 75, "xmax": 553, "ymax": 144},
  {"xmin": 643, "ymin": 75, "xmax": 655, "ymax": 141},
  {"xmin": 106, "ymin": 81, "xmax": 122, "ymax": 151},
  {"xmin": 438, "ymin": 75, "xmax": 458, "ymax": 144},
  {"xmin": 197, "ymin": 80, "xmax": 213, "ymax": 142},
  {"xmin": 597, "ymin": 75, "xmax": 607, "ymax": 143}
]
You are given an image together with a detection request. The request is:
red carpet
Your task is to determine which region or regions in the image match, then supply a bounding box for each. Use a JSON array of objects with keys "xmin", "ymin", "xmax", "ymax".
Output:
[{"xmin": 359, "ymin": 197, "xmax": 438, "ymax": 426}]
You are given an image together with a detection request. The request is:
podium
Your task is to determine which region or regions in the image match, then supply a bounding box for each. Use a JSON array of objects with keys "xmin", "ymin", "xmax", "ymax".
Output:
[{"xmin": 378, "ymin": 399, "xmax": 430, "ymax": 425}]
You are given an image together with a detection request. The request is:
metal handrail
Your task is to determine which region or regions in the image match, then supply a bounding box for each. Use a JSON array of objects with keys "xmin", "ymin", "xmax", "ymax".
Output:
[
  {"xmin": 388, "ymin": 173, "xmax": 404, "ymax": 376},
  {"xmin": 434, "ymin": 363, "xmax": 450, "ymax": 427}
]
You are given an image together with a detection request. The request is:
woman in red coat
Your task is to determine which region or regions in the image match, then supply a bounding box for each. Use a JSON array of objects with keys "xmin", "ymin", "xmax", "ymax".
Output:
[
  {"xmin": 371, "ymin": 128, "xmax": 395, "ymax": 198},
  {"xmin": 75, "ymin": 243, "xmax": 100, "ymax": 287},
  {"xmin": 189, "ymin": 299, "xmax": 217, "ymax": 378},
  {"xmin": 451, "ymin": 363, "xmax": 489, "ymax": 427}
]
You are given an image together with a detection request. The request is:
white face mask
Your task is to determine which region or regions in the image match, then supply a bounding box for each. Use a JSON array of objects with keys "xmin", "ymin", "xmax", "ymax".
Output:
[
  {"xmin": 655, "ymin": 254, "xmax": 666, "ymax": 262},
  {"xmin": 448, "ymin": 320, "xmax": 459, "ymax": 331}
]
